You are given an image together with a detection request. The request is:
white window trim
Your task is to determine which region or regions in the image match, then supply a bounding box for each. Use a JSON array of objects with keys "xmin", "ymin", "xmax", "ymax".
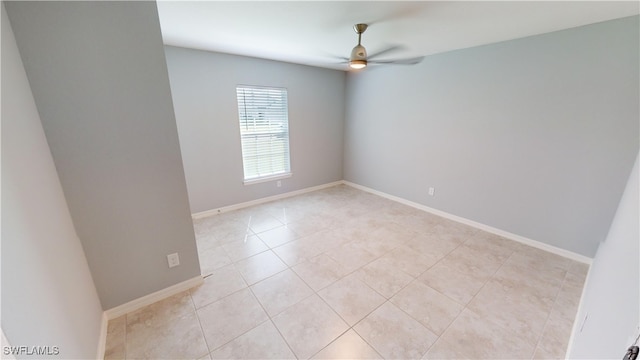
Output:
[
  {"xmin": 236, "ymin": 85, "xmax": 291, "ymax": 183},
  {"xmin": 243, "ymin": 172, "xmax": 292, "ymax": 186}
]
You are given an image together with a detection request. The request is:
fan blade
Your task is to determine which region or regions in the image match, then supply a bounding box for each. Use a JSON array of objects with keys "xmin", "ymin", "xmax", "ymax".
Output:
[
  {"xmin": 367, "ymin": 45, "xmax": 405, "ymax": 60},
  {"xmin": 323, "ymin": 53, "xmax": 350, "ymax": 63},
  {"xmin": 369, "ymin": 56, "xmax": 425, "ymax": 65}
]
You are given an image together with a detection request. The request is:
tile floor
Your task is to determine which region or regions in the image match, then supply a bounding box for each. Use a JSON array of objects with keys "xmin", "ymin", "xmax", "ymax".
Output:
[{"xmin": 104, "ymin": 185, "xmax": 588, "ymax": 359}]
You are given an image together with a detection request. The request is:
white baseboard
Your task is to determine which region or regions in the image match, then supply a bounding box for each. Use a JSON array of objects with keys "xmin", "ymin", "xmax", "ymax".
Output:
[
  {"xmin": 192, "ymin": 181, "xmax": 344, "ymax": 219},
  {"xmin": 343, "ymin": 181, "xmax": 593, "ymax": 264},
  {"xmin": 96, "ymin": 312, "xmax": 108, "ymax": 360},
  {"xmin": 104, "ymin": 275, "xmax": 203, "ymax": 320},
  {"xmin": 564, "ymin": 256, "xmax": 596, "ymax": 358}
]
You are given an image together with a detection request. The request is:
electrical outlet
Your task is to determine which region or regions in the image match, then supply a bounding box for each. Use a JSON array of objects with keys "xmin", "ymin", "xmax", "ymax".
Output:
[
  {"xmin": 428, "ymin": 187, "xmax": 435, "ymax": 196},
  {"xmin": 277, "ymin": 180, "xmax": 282, "ymax": 187},
  {"xmin": 167, "ymin": 253, "xmax": 180, "ymax": 268}
]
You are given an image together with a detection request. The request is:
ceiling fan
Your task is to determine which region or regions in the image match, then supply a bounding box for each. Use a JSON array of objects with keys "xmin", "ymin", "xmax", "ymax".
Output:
[{"xmin": 343, "ymin": 23, "xmax": 424, "ymax": 70}]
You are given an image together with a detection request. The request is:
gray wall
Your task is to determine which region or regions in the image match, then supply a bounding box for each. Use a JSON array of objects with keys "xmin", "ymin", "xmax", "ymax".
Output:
[
  {"xmin": 1, "ymin": 3, "xmax": 103, "ymax": 358},
  {"xmin": 164, "ymin": 46, "xmax": 346, "ymax": 213},
  {"xmin": 5, "ymin": 1, "xmax": 200, "ymax": 309},
  {"xmin": 344, "ymin": 16, "xmax": 639, "ymax": 257},
  {"xmin": 568, "ymin": 151, "xmax": 639, "ymax": 358}
]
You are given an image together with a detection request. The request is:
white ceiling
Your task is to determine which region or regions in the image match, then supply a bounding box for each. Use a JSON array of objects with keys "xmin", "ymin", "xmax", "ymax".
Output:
[{"xmin": 156, "ymin": 1, "xmax": 639, "ymax": 71}]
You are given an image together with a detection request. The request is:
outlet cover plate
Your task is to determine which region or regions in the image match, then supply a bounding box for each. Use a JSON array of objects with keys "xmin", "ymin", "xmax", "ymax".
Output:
[{"xmin": 167, "ymin": 253, "xmax": 180, "ymax": 268}]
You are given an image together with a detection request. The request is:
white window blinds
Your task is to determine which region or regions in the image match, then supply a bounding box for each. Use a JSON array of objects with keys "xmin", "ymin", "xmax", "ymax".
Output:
[{"xmin": 236, "ymin": 86, "xmax": 291, "ymax": 182}]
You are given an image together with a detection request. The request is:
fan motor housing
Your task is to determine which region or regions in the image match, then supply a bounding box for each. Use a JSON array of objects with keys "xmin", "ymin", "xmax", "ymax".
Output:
[{"xmin": 350, "ymin": 44, "xmax": 367, "ymax": 60}]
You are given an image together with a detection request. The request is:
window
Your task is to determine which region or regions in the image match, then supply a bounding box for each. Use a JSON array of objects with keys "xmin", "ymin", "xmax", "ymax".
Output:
[{"xmin": 236, "ymin": 86, "xmax": 291, "ymax": 183}]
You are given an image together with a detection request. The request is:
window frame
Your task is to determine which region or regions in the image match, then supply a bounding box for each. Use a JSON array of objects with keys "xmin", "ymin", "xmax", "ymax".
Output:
[{"xmin": 235, "ymin": 85, "xmax": 292, "ymax": 185}]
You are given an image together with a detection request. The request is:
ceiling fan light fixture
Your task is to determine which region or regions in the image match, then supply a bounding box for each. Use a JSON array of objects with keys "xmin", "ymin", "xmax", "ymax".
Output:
[
  {"xmin": 349, "ymin": 43, "xmax": 367, "ymax": 69},
  {"xmin": 349, "ymin": 59, "xmax": 367, "ymax": 69},
  {"xmin": 350, "ymin": 44, "xmax": 367, "ymax": 60}
]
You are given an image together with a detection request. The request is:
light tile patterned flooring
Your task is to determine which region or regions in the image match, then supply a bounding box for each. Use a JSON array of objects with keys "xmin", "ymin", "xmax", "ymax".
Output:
[{"xmin": 105, "ymin": 185, "xmax": 588, "ymax": 359}]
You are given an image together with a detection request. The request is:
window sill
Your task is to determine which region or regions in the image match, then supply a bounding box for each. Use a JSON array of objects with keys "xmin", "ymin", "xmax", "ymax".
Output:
[{"xmin": 243, "ymin": 173, "xmax": 292, "ymax": 186}]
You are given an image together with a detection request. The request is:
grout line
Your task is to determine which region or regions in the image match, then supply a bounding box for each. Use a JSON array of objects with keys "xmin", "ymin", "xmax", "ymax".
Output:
[
  {"xmin": 266, "ymin": 317, "xmax": 299, "ymax": 359},
  {"xmin": 188, "ymin": 291, "xmax": 211, "ymax": 359},
  {"xmin": 193, "ymin": 184, "xmax": 577, "ymax": 359},
  {"xmin": 258, "ymin": 246, "xmax": 328, "ymax": 359},
  {"xmin": 314, "ymin": 291, "xmax": 388, "ymax": 359},
  {"xmin": 531, "ymin": 268, "xmax": 571, "ymax": 358},
  {"xmin": 203, "ymin": 284, "xmax": 274, "ymax": 356},
  {"xmin": 423, "ymin": 250, "xmax": 518, "ymax": 358}
]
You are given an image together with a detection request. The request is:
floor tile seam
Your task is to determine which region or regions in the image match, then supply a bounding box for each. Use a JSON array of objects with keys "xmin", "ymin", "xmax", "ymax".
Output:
[
  {"xmin": 413, "ymin": 275, "xmax": 468, "ymax": 310},
  {"xmin": 208, "ymin": 317, "xmax": 274, "ymax": 357},
  {"xmin": 233, "ymin": 244, "xmax": 286, "ymax": 265},
  {"xmin": 280, "ymin": 225, "xmax": 330, "ymax": 245},
  {"xmin": 195, "ymin": 238, "xmax": 225, "ymax": 254},
  {"xmin": 412, "ymin": 265, "xmax": 475, "ymax": 309},
  {"xmin": 288, "ymin": 262, "xmax": 322, "ymax": 291},
  {"xmin": 247, "ymin": 278, "xmax": 282, "ymax": 319},
  {"xmin": 211, "ymin": 225, "xmax": 257, "ymax": 245},
  {"xmin": 386, "ymin": 280, "xmax": 444, "ymax": 340},
  {"xmin": 231, "ymin": 260, "xmax": 253, "ymax": 289},
  {"xmin": 488, "ymin": 284, "xmax": 551, "ymax": 358},
  {"xmin": 290, "ymin": 256, "xmax": 360, "ymax": 294},
  {"xmin": 345, "ymin": 300, "xmax": 393, "ymax": 359},
  {"xmin": 421, "ymin": 322, "xmax": 464, "ymax": 359},
  {"xmin": 315, "ymin": 280, "xmax": 386, "ymax": 330},
  {"xmin": 245, "ymin": 264, "xmax": 290, "ymax": 287},
  {"xmin": 426, "ymin": 334, "xmax": 477, "ymax": 360},
  {"xmin": 255, "ymin": 226, "xmax": 299, "ymax": 249},
  {"xmin": 320, "ymin": 247, "xmax": 381, "ymax": 280},
  {"xmin": 191, "ymin": 281, "xmax": 251, "ymax": 311},
  {"xmin": 430, "ymin": 306, "xmax": 491, "ymax": 359},
  {"xmin": 411, "ymin": 231, "xmax": 467, "ymax": 273},
  {"xmin": 305, "ymin": 326, "xmax": 353, "ymax": 360},
  {"xmin": 410, "ymin": 257, "xmax": 440, "ymax": 284},
  {"xmin": 202, "ymin": 285, "xmax": 277, "ymax": 352},
  {"xmin": 292, "ymin": 292, "xmax": 351, "ymax": 359},
  {"xmin": 375, "ymin": 265, "xmax": 422, "ymax": 299},
  {"xmin": 454, "ymin": 240, "xmax": 516, "ymax": 267},
  {"xmin": 457, "ymin": 305, "xmax": 539, "ymax": 359},
  {"xmin": 391, "ymin": 256, "xmax": 434, "ymax": 280},
  {"xmin": 265, "ymin": 317, "xmax": 299, "ymax": 360},
  {"xmin": 466, "ymin": 249, "xmax": 515, "ymax": 305},
  {"xmin": 208, "ymin": 190, "xmax": 572, "ymax": 358},
  {"xmin": 348, "ymin": 261, "xmax": 403, "ymax": 301},
  {"xmin": 532, "ymin": 271, "xmax": 572, "ymax": 356},
  {"xmin": 252, "ymin": 272, "xmax": 316, "ymax": 318},
  {"xmin": 465, "ymin": 251, "xmax": 541, "ymax": 358},
  {"xmin": 249, "ymin": 222, "xmax": 287, "ymax": 235},
  {"xmin": 388, "ymin": 278, "xmax": 465, "ymax": 330},
  {"xmin": 199, "ymin": 248, "xmax": 234, "ymax": 276},
  {"xmin": 222, "ymin": 239, "xmax": 272, "ymax": 264},
  {"xmin": 272, "ymin": 246, "xmax": 313, "ymax": 270},
  {"xmin": 394, "ymin": 233, "xmax": 474, "ymax": 308},
  {"xmin": 301, "ymin": 261, "xmax": 359, "ymax": 293},
  {"xmin": 194, "ymin": 188, "xmax": 548, "ymax": 359},
  {"xmin": 349, "ymin": 298, "xmax": 436, "ymax": 360},
  {"xmin": 193, "ymin": 260, "xmax": 252, "ymax": 310},
  {"xmin": 189, "ymin": 291, "xmax": 215, "ymax": 359},
  {"xmin": 214, "ymin": 225, "xmax": 255, "ymax": 243}
]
